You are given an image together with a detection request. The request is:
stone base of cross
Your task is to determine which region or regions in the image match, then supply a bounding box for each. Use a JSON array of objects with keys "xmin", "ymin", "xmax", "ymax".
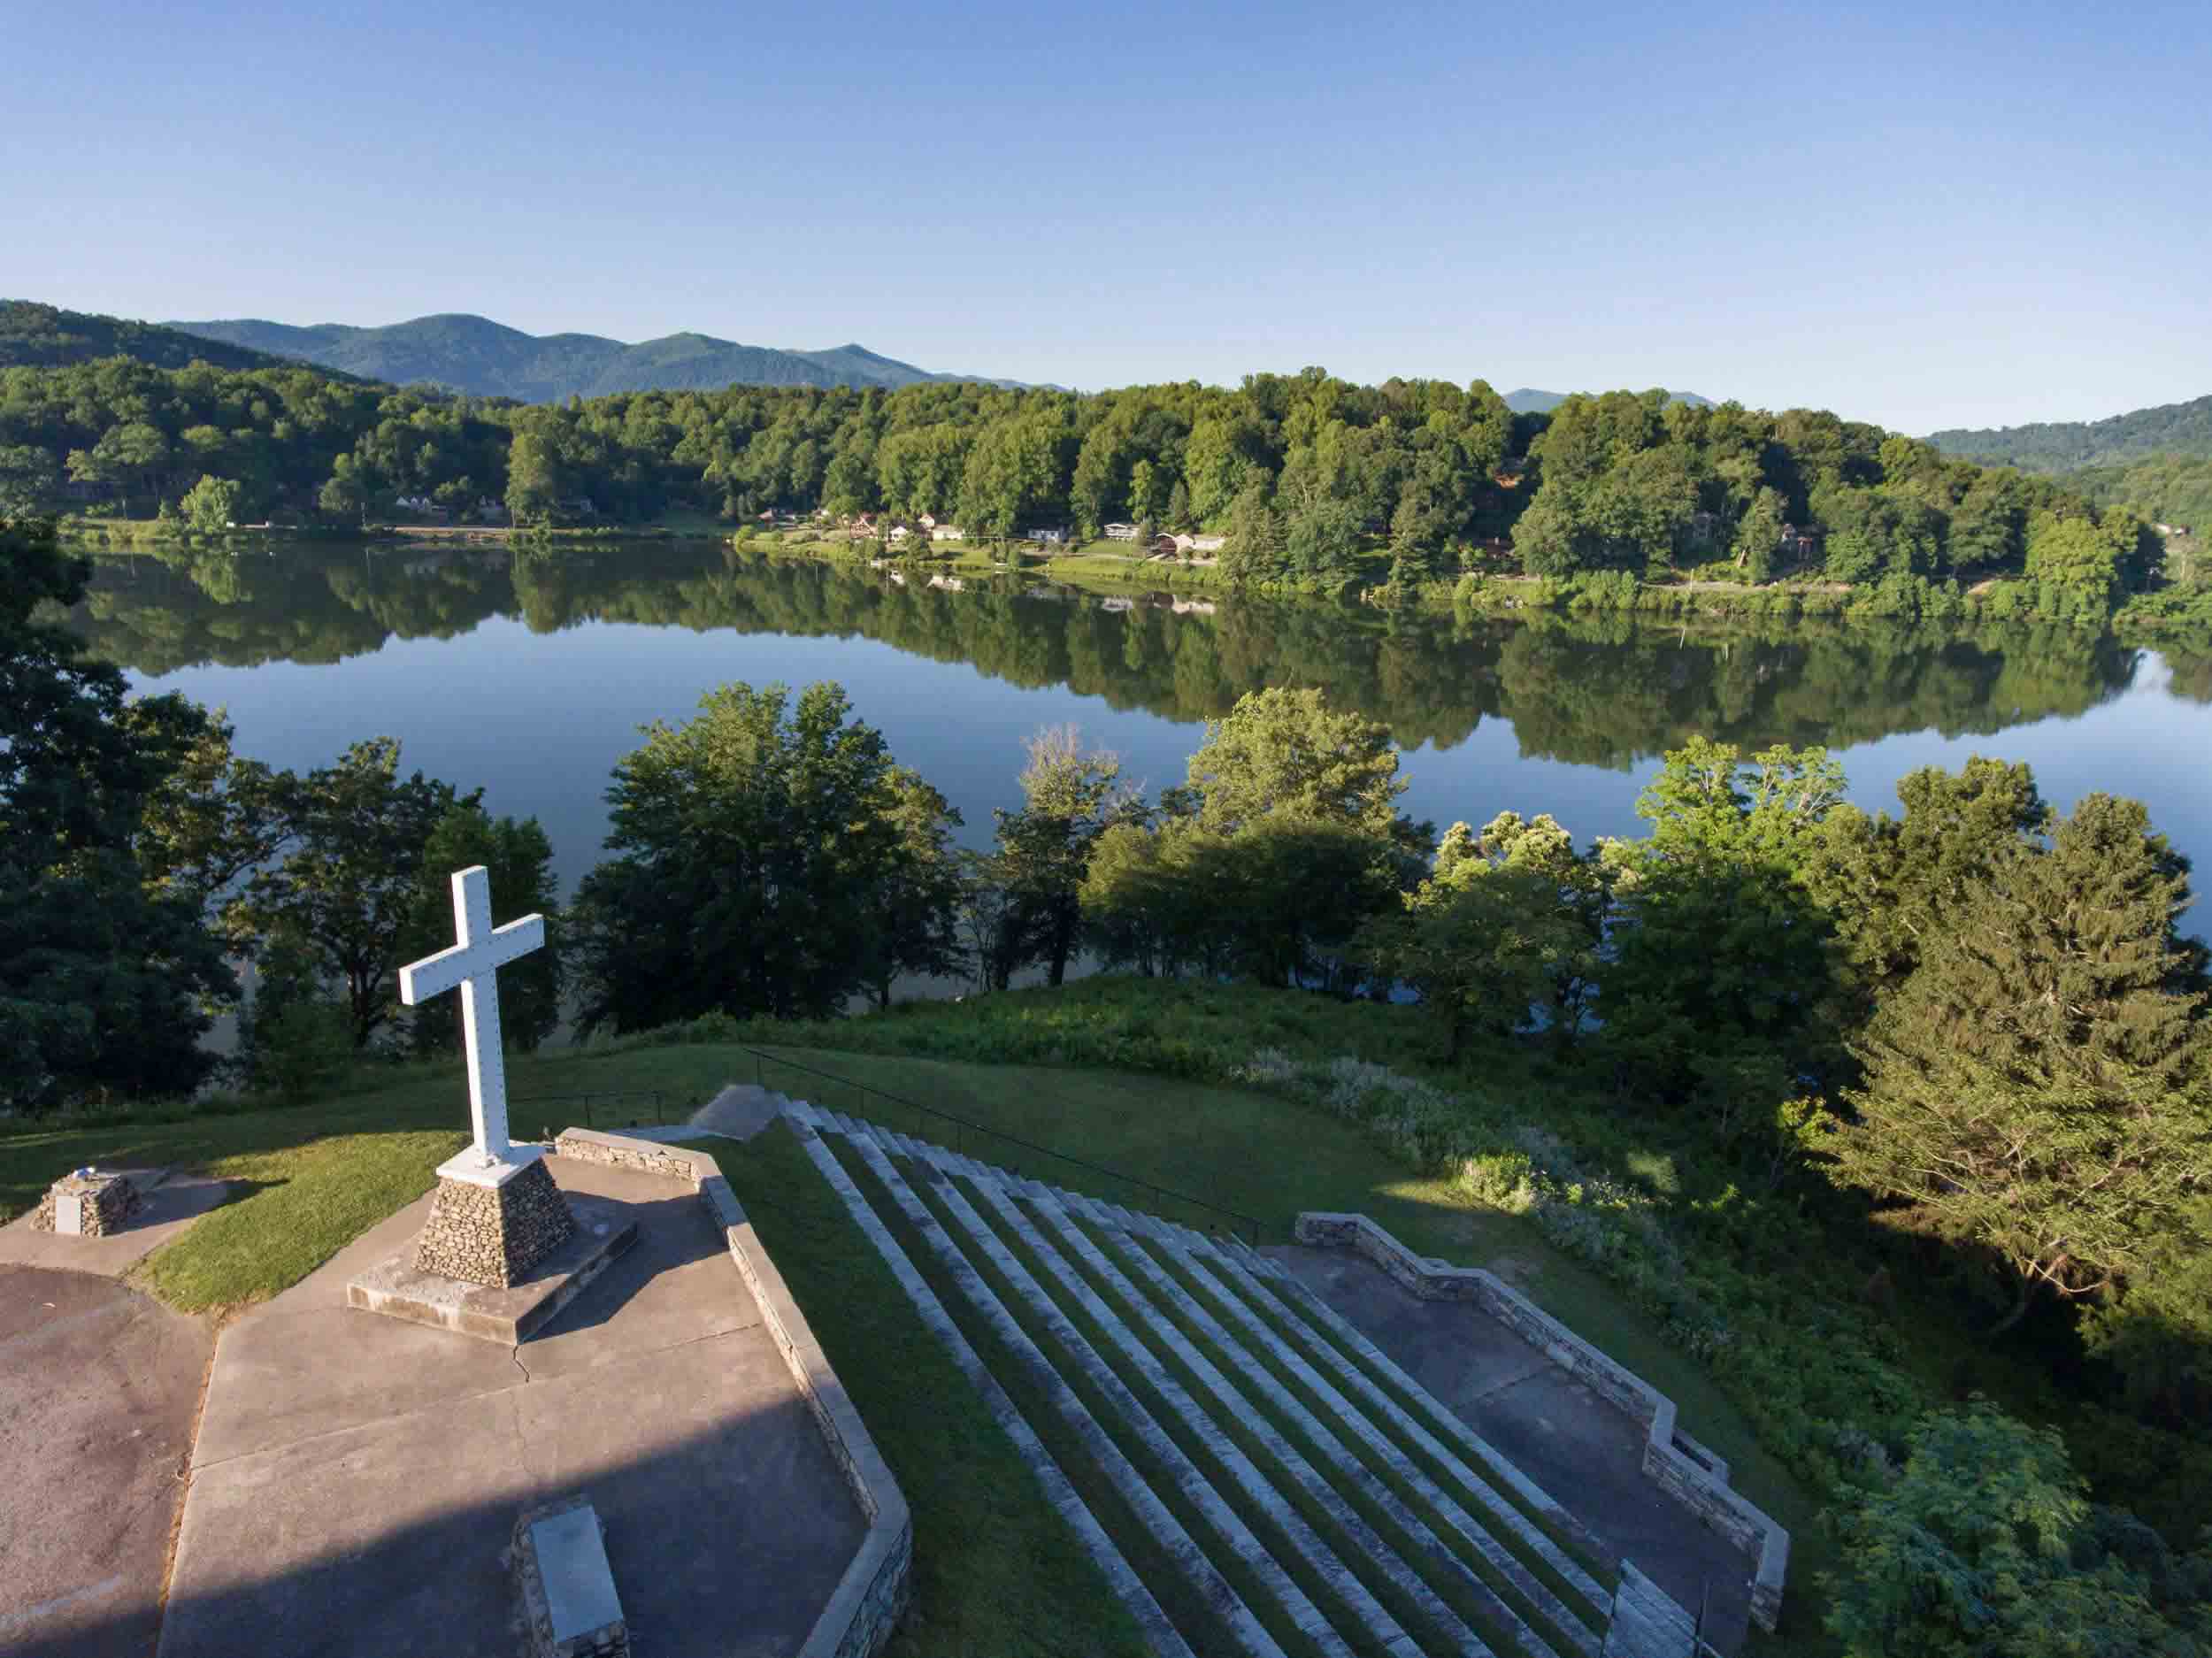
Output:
[{"xmin": 398, "ymin": 864, "xmax": 574, "ymax": 1287}]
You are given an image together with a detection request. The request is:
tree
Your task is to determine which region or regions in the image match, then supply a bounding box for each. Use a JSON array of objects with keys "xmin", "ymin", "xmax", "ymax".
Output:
[
  {"xmin": 1356, "ymin": 838, "xmax": 1586, "ymax": 1060},
  {"xmin": 1180, "ymin": 817, "xmax": 1399, "ymax": 990},
  {"xmin": 1178, "ymin": 687, "xmax": 1430, "ymax": 856},
  {"xmin": 1079, "ymin": 820, "xmax": 1188, "ymax": 978},
  {"xmin": 505, "ymin": 429, "xmax": 562, "ymax": 525},
  {"xmin": 1387, "ymin": 493, "xmax": 1448, "ymax": 583},
  {"xmin": 1219, "ymin": 476, "xmax": 1285, "ymax": 586},
  {"xmin": 569, "ymin": 681, "xmax": 916, "ymax": 1031},
  {"xmin": 180, "ymin": 474, "xmax": 242, "ymax": 534},
  {"xmin": 1801, "ymin": 757, "xmax": 2050, "ymax": 1009},
  {"xmin": 1284, "ymin": 498, "xmax": 1363, "ymax": 582},
  {"xmin": 236, "ymin": 918, "xmax": 353, "ymax": 1103},
  {"xmin": 1824, "ymin": 1404, "xmax": 2203, "ymax": 1658},
  {"xmin": 235, "ymin": 738, "xmax": 476, "ymax": 1047},
  {"xmin": 1448, "ymin": 813, "xmax": 1611, "ymax": 1041},
  {"xmin": 2025, "ymin": 508, "xmax": 2133, "ymax": 606},
  {"xmin": 1826, "ymin": 794, "xmax": 2212, "ymax": 1332},
  {"xmin": 129, "ymin": 706, "xmax": 296, "ymax": 924},
  {"xmin": 0, "ymin": 518, "xmax": 234, "ymax": 1109},
  {"xmin": 864, "ymin": 768, "xmax": 967, "ymax": 1009},
  {"xmin": 399, "ymin": 804, "xmax": 563, "ymax": 1055},
  {"xmin": 1731, "ymin": 486, "xmax": 1786, "ymax": 580},
  {"xmin": 0, "ymin": 445, "xmax": 59, "ymax": 517},
  {"xmin": 1164, "ymin": 477, "xmax": 1193, "ymax": 532},
  {"xmin": 1598, "ymin": 740, "xmax": 1847, "ymax": 1119},
  {"xmin": 990, "ymin": 727, "xmax": 1129, "ymax": 986},
  {"xmin": 317, "ymin": 455, "xmax": 370, "ymax": 526}
]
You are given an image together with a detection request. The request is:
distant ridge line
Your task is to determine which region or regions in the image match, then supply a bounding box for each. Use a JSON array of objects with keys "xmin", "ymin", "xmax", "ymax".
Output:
[{"xmin": 164, "ymin": 311, "xmax": 1037, "ymax": 402}]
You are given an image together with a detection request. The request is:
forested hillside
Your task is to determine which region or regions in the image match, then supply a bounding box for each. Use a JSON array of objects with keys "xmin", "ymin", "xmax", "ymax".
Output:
[
  {"xmin": 1930, "ymin": 393, "xmax": 2212, "ymax": 471},
  {"xmin": 2067, "ymin": 454, "xmax": 2212, "ymax": 534},
  {"xmin": 0, "ymin": 300, "xmax": 301, "ymax": 374},
  {"xmin": 168, "ymin": 311, "xmax": 1009, "ymax": 400},
  {"xmin": 1, "ymin": 350, "xmax": 2181, "ymax": 620}
]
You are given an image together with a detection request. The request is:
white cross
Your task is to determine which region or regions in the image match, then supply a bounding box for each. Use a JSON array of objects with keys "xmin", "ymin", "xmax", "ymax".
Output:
[{"xmin": 399, "ymin": 865, "xmax": 545, "ymax": 1172}]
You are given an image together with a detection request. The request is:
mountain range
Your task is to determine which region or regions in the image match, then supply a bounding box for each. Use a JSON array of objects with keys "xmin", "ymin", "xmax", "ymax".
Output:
[
  {"xmin": 1, "ymin": 300, "xmax": 311, "ymax": 376},
  {"xmin": 1926, "ymin": 393, "xmax": 2212, "ymax": 473},
  {"xmin": 165, "ymin": 313, "xmax": 1027, "ymax": 402}
]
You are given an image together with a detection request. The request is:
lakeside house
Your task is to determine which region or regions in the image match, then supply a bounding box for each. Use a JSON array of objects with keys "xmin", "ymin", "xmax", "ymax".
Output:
[
  {"xmin": 931, "ymin": 524, "xmax": 966, "ymax": 541},
  {"xmin": 1025, "ymin": 526, "xmax": 1070, "ymax": 544},
  {"xmin": 1191, "ymin": 533, "xmax": 1226, "ymax": 552},
  {"xmin": 1779, "ymin": 522, "xmax": 1822, "ymax": 560},
  {"xmin": 1102, "ymin": 522, "xmax": 1140, "ymax": 541}
]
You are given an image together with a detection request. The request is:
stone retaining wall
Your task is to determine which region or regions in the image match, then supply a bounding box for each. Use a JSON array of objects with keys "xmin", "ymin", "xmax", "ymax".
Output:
[
  {"xmin": 550, "ymin": 1126, "xmax": 911, "ymax": 1658},
  {"xmin": 1294, "ymin": 1210, "xmax": 1787, "ymax": 1631}
]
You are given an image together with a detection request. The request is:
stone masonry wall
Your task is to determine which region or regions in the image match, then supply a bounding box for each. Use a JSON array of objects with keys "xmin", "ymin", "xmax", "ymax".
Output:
[
  {"xmin": 1294, "ymin": 1209, "xmax": 1788, "ymax": 1632},
  {"xmin": 31, "ymin": 1171, "xmax": 140, "ymax": 1235},
  {"xmin": 552, "ymin": 1130, "xmax": 708, "ymax": 1186},
  {"xmin": 414, "ymin": 1158, "xmax": 574, "ymax": 1287}
]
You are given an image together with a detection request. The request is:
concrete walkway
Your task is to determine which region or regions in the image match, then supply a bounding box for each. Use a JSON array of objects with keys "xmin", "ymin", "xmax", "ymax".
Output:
[
  {"xmin": 0, "ymin": 1171, "xmax": 234, "ymax": 1277},
  {"xmin": 158, "ymin": 1157, "xmax": 864, "ymax": 1658},
  {"xmin": 0, "ymin": 1267, "xmax": 212, "ymax": 1658},
  {"xmin": 1266, "ymin": 1244, "xmax": 1755, "ymax": 1653}
]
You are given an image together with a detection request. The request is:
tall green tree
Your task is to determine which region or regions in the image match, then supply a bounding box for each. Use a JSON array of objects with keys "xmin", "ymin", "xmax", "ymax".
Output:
[
  {"xmin": 1801, "ymin": 756, "xmax": 2050, "ymax": 1009},
  {"xmin": 1356, "ymin": 825, "xmax": 1587, "ymax": 1061},
  {"xmin": 1177, "ymin": 686, "xmax": 1430, "ymax": 856},
  {"xmin": 569, "ymin": 681, "xmax": 916, "ymax": 1030},
  {"xmin": 1825, "ymin": 794, "xmax": 2212, "ymax": 1332},
  {"xmin": 1599, "ymin": 740, "xmax": 1847, "ymax": 1122},
  {"xmin": 864, "ymin": 767, "xmax": 967, "ymax": 1009},
  {"xmin": 1219, "ymin": 476, "xmax": 1285, "ymax": 586},
  {"xmin": 180, "ymin": 474, "xmax": 242, "ymax": 534},
  {"xmin": 130, "ymin": 708, "xmax": 296, "ymax": 924},
  {"xmin": 0, "ymin": 518, "xmax": 234, "ymax": 1108},
  {"xmin": 990, "ymin": 727, "xmax": 1129, "ymax": 987},
  {"xmin": 235, "ymin": 738, "xmax": 476, "ymax": 1047},
  {"xmin": 504, "ymin": 429, "xmax": 562, "ymax": 524}
]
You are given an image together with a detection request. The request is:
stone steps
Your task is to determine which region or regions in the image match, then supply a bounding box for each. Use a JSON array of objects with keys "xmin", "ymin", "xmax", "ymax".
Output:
[{"xmin": 783, "ymin": 1102, "xmax": 1695, "ymax": 1658}]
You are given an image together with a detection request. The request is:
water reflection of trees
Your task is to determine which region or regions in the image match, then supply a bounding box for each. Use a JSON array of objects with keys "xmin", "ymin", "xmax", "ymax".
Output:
[{"xmin": 72, "ymin": 541, "xmax": 2151, "ymax": 764}]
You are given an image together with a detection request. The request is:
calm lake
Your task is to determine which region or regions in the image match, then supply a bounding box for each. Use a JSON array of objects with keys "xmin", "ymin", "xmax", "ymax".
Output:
[{"xmin": 71, "ymin": 539, "xmax": 2212, "ymax": 942}]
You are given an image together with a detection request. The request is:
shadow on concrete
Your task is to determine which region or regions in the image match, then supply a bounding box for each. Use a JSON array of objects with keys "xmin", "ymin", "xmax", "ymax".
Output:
[
  {"xmin": 36, "ymin": 1401, "xmax": 861, "ymax": 1658},
  {"xmin": 508, "ymin": 1187, "xmax": 720, "ymax": 1342},
  {"xmin": 110, "ymin": 1155, "xmax": 869, "ymax": 1658}
]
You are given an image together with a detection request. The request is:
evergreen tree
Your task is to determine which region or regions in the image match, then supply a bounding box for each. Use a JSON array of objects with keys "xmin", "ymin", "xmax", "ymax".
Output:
[{"xmin": 1828, "ymin": 794, "xmax": 2212, "ymax": 1332}]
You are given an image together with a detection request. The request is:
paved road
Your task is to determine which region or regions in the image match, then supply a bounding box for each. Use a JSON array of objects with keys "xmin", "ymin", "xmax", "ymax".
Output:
[{"xmin": 0, "ymin": 1267, "xmax": 211, "ymax": 1658}]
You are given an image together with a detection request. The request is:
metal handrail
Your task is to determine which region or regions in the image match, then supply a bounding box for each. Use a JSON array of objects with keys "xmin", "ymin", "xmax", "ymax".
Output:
[
  {"xmin": 514, "ymin": 1089, "xmax": 665, "ymax": 1138},
  {"xmin": 738, "ymin": 1045, "xmax": 1264, "ymax": 1247}
]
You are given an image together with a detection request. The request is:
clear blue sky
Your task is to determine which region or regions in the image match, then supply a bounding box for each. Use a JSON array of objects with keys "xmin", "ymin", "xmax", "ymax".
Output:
[{"xmin": 12, "ymin": 0, "xmax": 2208, "ymax": 433}]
